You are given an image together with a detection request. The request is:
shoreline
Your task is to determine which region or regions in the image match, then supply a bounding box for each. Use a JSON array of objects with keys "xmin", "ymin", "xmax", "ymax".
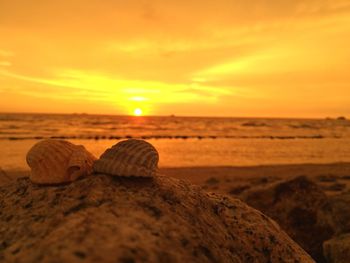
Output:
[
  {"xmin": 3, "ymin": 162, "xmax": 350, "ymax": 196},
  {"xmin": 4, "ymin": 161, "xmax": 350, "ymax": 177},
  {"xmin": 161, "ymin": 162, "xmax": 350, "ymax": 196}
]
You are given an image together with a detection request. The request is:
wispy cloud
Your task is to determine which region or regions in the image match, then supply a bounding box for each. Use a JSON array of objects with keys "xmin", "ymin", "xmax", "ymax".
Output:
[
  {"xmin": 0, "ymin": 61, "xmax": 11, "ymax": 67},
  {"xmin": 0, "ymin": 1, "xmax": 349, "ymax": 116},
  {"xmin": 0, "ymin": 50, "xmax": 14, "ymax": 57},
  {"xmin": 0, "ymin": 68, "xmax": 234, "ymax": 105}
]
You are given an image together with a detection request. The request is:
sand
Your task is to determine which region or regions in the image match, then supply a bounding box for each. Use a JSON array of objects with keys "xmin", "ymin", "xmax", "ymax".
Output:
[
  {"xmin": 3, "ymin": 162, "xmax": 350, "ymax": 197},
  {"xmin": 161, "ymin": 163, "xmax": 350, "ymax": 197}
]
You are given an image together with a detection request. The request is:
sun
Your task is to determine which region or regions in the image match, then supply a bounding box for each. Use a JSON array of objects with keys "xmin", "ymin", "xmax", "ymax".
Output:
[{"xmin": 134, "ymin": 108, "xmax": 143, "ymax": 116}]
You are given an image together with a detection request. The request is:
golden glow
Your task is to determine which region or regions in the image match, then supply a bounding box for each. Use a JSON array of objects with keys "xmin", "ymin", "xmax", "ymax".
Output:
[
  {"xmin": 129, "ymin": 96, "xmax": 148, "ymax": 102},
  {"xmin": 134, "ymin": 108, "xmax": 143, "ymax": 116},
  {"xmin": 0, "ymin": 1, "xmax": 350, "ymax": 117}
]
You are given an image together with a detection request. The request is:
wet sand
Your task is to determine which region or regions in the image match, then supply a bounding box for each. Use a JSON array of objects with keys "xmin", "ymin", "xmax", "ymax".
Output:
[
  {"xmin": 161, "ymin": 162, "xmax": 350, "ymax": 197},
  {"xmin": 3, "ymin": 162, "xmax": 350, "ymax": 197}
]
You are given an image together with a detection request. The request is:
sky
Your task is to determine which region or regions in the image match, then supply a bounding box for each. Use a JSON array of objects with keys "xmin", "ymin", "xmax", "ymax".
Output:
[{"xmin": 0, "ymin": 0, "xmax": 349, "ymax": 117}]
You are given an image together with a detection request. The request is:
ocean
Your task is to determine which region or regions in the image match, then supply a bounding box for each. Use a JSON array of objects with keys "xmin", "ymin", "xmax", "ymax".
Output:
[{"xmin": 0, "ymin": 113, "xmax": 350, "ymax": 171}]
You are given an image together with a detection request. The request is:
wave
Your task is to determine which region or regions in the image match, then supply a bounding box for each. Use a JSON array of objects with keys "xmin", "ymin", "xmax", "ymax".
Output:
[
  {"xmin": 289, "ymin": 124, "xmax": 319, "ymax": 129},
  {"xmin": 0, "ymin": 134, "xmax": 339, "ymax": 141},
  {"xmin": 241, "ymin": 122, "xmax": 269, "ymax": 127}
]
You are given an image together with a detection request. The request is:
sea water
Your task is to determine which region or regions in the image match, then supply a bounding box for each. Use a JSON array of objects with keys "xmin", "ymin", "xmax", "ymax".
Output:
[{"xmin": 0, "ymin": 113, "xmax": 349, "ymax": 171}]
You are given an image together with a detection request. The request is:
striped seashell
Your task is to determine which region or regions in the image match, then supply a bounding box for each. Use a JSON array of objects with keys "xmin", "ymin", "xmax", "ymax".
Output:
[
  {"xmin": 93, "ymin": 139, "xmax": 159, "ymax": 177},
  {"xmin": 26, "ymin": 139, "xmax": 97, "ymax": 185}
]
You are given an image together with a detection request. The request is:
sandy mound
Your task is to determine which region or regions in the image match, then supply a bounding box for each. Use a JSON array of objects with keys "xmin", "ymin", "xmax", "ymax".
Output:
[
  {"xmin": 0, "ymin": 168, "xmax": 12, "ymax": 187},
  {"xmin": 0, "ymin": 174, "xmax": 314, "ymax": 263},
  {"xmin": 328, "ymin": 192, "xmax": 350, "ymax": 234},
  {"xmin": 322, "ymin": 193, "xmax": 350, "ymax": 263},
  {"xmin": 242, "ymin": 176, "xmax": 341, "ymax": 262},
  {"xmin": 323, "ymin": 234, "xmax": 350, "ymax": 263}
]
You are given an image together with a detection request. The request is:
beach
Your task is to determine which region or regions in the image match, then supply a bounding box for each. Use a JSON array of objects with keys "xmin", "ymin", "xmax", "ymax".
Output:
[
  {"xmin": 2, "ymin": 1, "xmax": 350, "ymax": 261},
  {"xmin": 3, "ymin": 160, "xmax": 350, "ymax": 262},
  {"xmin": 2, "ymin": 114, "xmax": 350, "ymax": 173},
  {"xmin": 4, "ymin": 162, "xmax": 350, "ymax": 197},
  {"xmin": 3, "ymin": 149, "xmax": 350, "ymax": 263},
  {"xmin": 162, "ymin": 163, "xmax": 350, "ymax": 196},
  {"xmin": 1, "ymin": 114, "xmax": 350, "ymax": 262}
]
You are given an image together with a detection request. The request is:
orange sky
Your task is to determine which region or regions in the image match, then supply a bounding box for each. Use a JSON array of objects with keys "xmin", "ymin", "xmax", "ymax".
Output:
[{"xmin": 0, "ymin": 0, "xmax": 349, "ymax": 117}]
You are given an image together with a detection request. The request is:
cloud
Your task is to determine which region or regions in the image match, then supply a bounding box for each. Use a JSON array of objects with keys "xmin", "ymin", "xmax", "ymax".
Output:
[
  {"xmin": 0, "ymin": 68, "xmax": 234, "ymax": 105},
  {"xmin": 0, "ymin": 0, "xmax": 350, "ymax": 116},
  {"xmin": 0, "ymin": 50, "xmax": 14, "ymax": 57},
  {"xmin": 0, "ymin": 61, "xmax": 11, "ymax": 66}
]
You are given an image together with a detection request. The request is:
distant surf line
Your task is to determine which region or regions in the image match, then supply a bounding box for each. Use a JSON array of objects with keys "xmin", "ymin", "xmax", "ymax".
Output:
[{"xmin": 0, "ymin": 134, "xmax": 339, "ymax": 141}]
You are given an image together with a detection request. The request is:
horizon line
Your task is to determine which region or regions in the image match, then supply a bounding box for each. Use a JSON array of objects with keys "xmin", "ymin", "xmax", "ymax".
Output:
[{"xmin": 0, "ymin": 111, "xmax": 347, "ymax": 120}]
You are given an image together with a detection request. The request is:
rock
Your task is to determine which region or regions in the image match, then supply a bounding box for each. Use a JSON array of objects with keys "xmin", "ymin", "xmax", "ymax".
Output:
[
  {"xmin": 328, "ymin": 193, "xmax": 350, "ymax": 234},
  {"xmin": 316, "ymin": 175, "xmax": 338, "ymax": 183},
  {"xmin": 323, "ymin": 234, "xmax": 350, "ymax": 263},
  {"xmin": 205, "ymin": 177, "xmax": 220, "ymax": 185},
  {"xmin": 242, "ymin": 176, "xmax": 334, "ymax": 263},
  {"xmin": 321, "ymin": 183, "xmax": 346, "ymax": 192},
  {"xmin": 0, "ymin": 168, "xmax": 12, "ymax": 186},
  {"xmin": 0, "ymin": 174, "xmax": 314, "ymax": 263},
  {"xmin": 228, "ymin": 184, "xmax": 251, "ymax": 196},
  {"xmin": 337, "ymin": 116, "xmax": 346, "ymax": 121}
]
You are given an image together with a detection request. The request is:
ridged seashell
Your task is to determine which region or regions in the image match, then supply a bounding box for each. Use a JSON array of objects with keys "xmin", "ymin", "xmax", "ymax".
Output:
[
  {"xmin": 93, "ymin": 139, "xmax": 159, "ymax": 177},
  {"xmin": 26, "ymin": 139, "xmax": 97, "ymax": 185}
]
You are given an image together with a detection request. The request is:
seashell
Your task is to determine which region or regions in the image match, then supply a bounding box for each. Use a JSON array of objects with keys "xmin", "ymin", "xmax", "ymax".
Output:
[
  {"xmin": 93, "ymin": 139, "xmax": 159, "ymax": 177},
  {"xmin": 26, "ymin": 139, "xmax": 97, "ymax": 185}
]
